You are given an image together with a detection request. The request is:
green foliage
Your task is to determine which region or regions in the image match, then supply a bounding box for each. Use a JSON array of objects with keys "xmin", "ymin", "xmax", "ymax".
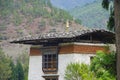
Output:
[
  {"xmin": 65, "ymin": 50, "xmax": 116, "ymax": 80},
  {"xmin": 16, "ymin": 61, "xmax": 25, "ymax": 80},
  {"xmin": 0, "ymin": 0, "xmax": 74, "ymax": 28},
  {"xmin": 17, "ymin": 53, "xmax": 29, "ymax": 80},
  {"xmin": 64, "ymin": 63, "xmax": 97, "ymax": 80},
  {"xmin": 70, "ymin": 0, "xmax": 109, "ymax": 28},
  {"xmin": 90, "ymin": 50, "xmax": 116, "ymax": 80},
  {"xmin": 107, "ymin": 8, "xmax": 115, "ymax": 31},
  {"xmin": 0, "ymin": 34, "xmax": 7, "ymax": 40},
  {"xmin": 0, "ymin": 0, "xmax": 13, "ymax": 18},
  {"xmin": 9, "ymin": 60, "xmax": 17, "ymax": 80},
  {"xmin": 13, "ymin": 11, "xmax": 23, "ymax": 26},
  {"xmin": 0, "ymin": 48, "xmax": 29, "ymax": 80},
  {"xmin": 102, "ymin": 0, "xmax": 110, "ymax": 10},
  {"xmin": 39, "ymin": 20, "xmax": 46, "ymax": 27},
  {"xmin": 64, "ymin": 63, "xmax": 81, "ymax": 80},
  {"xmin": 102, "ymin": 0, "xmax": 114, "ymax": 31},
  {"xmin": 75, "ymin": 19, "xmax": 82, "ymax": 24},
  {"xmin": 107, "ymin": 14, "xmax": 114, "ymax": 31},
  {"xmin": 0, "ymin": 48, "xmax": 12, "ymax": 80}
]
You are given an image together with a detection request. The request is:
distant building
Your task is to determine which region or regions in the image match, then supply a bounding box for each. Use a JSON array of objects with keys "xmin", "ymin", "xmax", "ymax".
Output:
[{"xmin": 11, "ymin": 29, "xmax": 115, "ymax": 80}]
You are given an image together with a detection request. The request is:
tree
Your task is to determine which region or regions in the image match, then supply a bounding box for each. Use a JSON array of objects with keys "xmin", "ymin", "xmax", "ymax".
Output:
[
  {"xmin": 8, "ymin": 60, "xmax": 17, "ymax": 80},
  {"xmin": 102, "ymin": 0, "xmax": 120, "ymax": 80},
  {"xmin": 102, "ymin": 0, "xmax": 115, "ymax": 31},
  {"xmin": 64, "ymin": 63, "xmax": 96, "ymax": 80},
  {"xmin": 0, "ymin": 48, "xmax": 12, "ymax": 80},
  {"xmin": 0, "ymin": 47, "xmax": 28, "ymax": 80},
  {"xmin": 90, "ymin": 50, "xmax": 116, "ymax": 80},
  {"xmin": 114, "ymin": 1, "xmax": 120, "ymax": 80},
  {"xmin": 16, "ymin": 60, "xmax": 25, "ymax": 80},
  {"xmin": 18, "ymin": 53, "xmax": 29, "ymax": 80}
]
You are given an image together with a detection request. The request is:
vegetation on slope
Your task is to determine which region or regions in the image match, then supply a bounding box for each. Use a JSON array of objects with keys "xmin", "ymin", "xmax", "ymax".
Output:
[
  {"xmin": 0, "ymin": 0, "xmax": 83, "ymax": 40},
  {"xmin": 70, "ymin": 0, "xmax": 109, "ymax": 29},
  {"xmin": 0, "ymin": 48, "xmax": 29, "ymax": 80},
  {"xmin": 0, "ymin": 0, "xmax": 72, "ymax": 21}
]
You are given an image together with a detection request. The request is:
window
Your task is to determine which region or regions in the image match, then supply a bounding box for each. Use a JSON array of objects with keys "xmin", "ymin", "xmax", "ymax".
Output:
[
  {"xmin": 42, "ymin": 47, "xmax": 58, "ymax": 73},
  {"xmin": 45, "ymin": 77, "xmax": 58, "ymax": 80},
  {"xmin": 43, "ymin": 76, "xmax": 58, "ymax": 80}
]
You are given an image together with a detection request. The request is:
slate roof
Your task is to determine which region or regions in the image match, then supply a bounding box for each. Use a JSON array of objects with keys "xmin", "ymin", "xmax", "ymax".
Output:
[{"xmin": 10, "ymin": 29, "xmax": 115, "ymax": 45}]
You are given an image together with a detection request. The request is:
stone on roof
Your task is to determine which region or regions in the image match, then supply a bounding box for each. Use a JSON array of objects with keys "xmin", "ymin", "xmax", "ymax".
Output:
[{"xmin": 10, "ymin": 29, "xmax": 115, "ymax": 45}]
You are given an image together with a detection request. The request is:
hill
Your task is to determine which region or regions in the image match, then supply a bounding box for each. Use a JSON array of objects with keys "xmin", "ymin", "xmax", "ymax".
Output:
[
  {"xmin": 69, "ymin": 0, "xmax": 109, "ymax": 28},
  {"xmin": 50, "ymin": 0, "xmax": 96, "ymax": 10},
  {"xmin": 0, "ymin": 0, "xmax": 84, "ymax": 40}
]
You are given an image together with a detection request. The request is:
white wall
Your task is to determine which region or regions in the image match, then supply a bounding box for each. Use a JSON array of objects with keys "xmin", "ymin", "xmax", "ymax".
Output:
[
  {"xmin": 28, "ymin": 56, "xmax": 44, "ymax": 80},
  {"xmin": 28, "ymin": 53, "xmax": 95, "ymax": 80},
  {"xmin": 58, "ymin": 53, "xmax": 95, "ymax": 80}
]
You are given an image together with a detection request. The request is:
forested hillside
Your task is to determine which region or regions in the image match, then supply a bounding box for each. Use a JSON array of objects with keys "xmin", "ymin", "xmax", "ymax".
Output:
[
  {"xmin": 69, "ymin": 0, "xmax": 109, "ymax": 28},
  {"xmin": 51, "ymin": 0, "xmax": 96, "ymax": 10},
  {"xmin": 0, "ymin": 0, "xmax": 83, "ymax": 40}
]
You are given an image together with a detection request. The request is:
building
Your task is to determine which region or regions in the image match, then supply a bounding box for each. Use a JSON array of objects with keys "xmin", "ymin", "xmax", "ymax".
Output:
[{"xmin": 11, "ymin": 29, "xmax": 115, "ymax": 80}]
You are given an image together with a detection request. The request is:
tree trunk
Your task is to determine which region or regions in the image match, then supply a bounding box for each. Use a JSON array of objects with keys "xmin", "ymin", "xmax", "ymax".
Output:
[{"xmin": 114, "ymin": 0, "xmax": 120, "ymax": 80}]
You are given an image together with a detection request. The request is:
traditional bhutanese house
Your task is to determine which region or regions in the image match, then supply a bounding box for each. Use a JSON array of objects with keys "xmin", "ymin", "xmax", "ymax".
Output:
[{"xmin": 11, "ymin": 29, "xmax": 115, "ymax": 80}]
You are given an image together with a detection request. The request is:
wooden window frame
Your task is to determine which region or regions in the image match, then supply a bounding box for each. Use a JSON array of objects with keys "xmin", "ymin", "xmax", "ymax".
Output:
[
  {"xmin": 42, "ymin": 47, "xmax": 58, "ymax": 73},
  {"xmin": 43, "ymin": 76, "xmax": 58, "ymax": 80}
]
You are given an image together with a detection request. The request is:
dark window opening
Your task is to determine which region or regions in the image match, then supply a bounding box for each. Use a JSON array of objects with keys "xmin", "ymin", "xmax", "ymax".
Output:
[
  {"xmin": 45, "ymin": 77, "xmax": 58, "ymax": 80},
  {"xmin": 43, "ymin": 76, "xmax": 58, "ymax": 80},
  {"xmin": 42, "ymin": 47, "xmax": 58, "ymax": 73}
]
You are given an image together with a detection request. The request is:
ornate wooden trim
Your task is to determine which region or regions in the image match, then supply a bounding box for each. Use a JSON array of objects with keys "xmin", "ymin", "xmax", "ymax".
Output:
[
  {"xmin": 30, "ymin": 47, "xmax": 42, "ymax": 56},
  {"xmin": 59, "ymin": 44, "xmax": 105, "ymax": 54},
  {"xmin": 30, "ymin": 44, "xmax": 106, "ymax": 56}
]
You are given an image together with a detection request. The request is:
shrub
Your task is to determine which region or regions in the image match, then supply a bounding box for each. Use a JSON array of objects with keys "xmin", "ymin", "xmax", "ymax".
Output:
[
  {"xmin": 64, "ymin": 63, "xmax": 97, "ymax": 80},
  {"xmin": 90, "ymin": 50, "xmax": 116, "ymax": 80}
]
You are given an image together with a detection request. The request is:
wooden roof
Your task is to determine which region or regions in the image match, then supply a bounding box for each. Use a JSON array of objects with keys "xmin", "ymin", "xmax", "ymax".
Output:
[{"xmin": 10, "ymin": 29, "xmax": 115, "ymax": 45}]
